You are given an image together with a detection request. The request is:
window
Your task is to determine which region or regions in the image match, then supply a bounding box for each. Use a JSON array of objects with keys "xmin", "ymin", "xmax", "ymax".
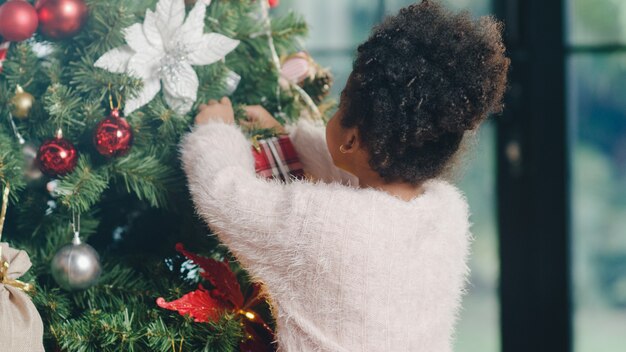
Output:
[{"xmin": 567, "ymin": 1, "xmax": 626, "ymax": 350}]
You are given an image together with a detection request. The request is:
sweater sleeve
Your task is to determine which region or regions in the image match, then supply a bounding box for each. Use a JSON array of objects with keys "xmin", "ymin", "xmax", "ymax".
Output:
[
  {"xmin": 284, "ymin": 118, "xmax": 359, "ymax": 186},
  {"xmin": 180, "ymin": 120, "xmax": 301, "ymax": 280}
]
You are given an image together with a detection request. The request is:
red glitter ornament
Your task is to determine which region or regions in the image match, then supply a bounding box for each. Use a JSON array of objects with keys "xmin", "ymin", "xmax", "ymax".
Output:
[
  {"xmin": 268, "ymin": 0, "xmax": 279, "ymax": 8},
  {"xmin": 37, "ymin": 131, "xmax": 78, "ymax": 177},
  {"xmin": 0, "ymin": 0, "xmax": 39, "ymax": 42},
  {"xmin": 36, "ymin": 0, "xmax": 88, "ymax": 40},
  {"xmin": 93, "ymin": 109, "xmax": 133, "ymax": 157}
]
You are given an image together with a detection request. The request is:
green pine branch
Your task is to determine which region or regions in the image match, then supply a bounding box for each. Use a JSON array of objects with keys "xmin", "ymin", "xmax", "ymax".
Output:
[
  {"xmin": 0, "ymin": 128, "xmax": 26, "ymax": 197},
  {"xmin": 57, "ymin": 156, "xmax": 109, "ymax": 214},
  {"xmin": 271, "ymin": 10, "xmax": 309, "ymax": 55},
  {"xmin": 42, "ymin": 83, "xmax": 86, "ymax": 134},
  {"xmin": 1, "ymin": 42, "xmax": 42, "ymax": 89},
  {"xmin": 109, "ymin": 150, "xmax": 176, "ymax": 208}
]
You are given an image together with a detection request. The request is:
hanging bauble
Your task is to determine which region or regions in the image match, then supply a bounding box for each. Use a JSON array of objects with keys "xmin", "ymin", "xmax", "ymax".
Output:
[
  {"xmin": 93, "ymin": 109, "xmax": 133, "ymax": 157},
  {"xmin": 268, "ymin": 0, "xmax": 280, "ymax": 8},
  {"xmin": 36, "ymin": 0, "xmax": 88, "ymax": 40},
  {"xmin": 10, "ymin": 85, "xmax": 35, "ymax": 119},
  {"xmin": 0, "ymin": 0, "xmax": 39, "ymax": 42},
  {"xmin": 51, "ymin": 237, "xmax": 101, "ymax": 291},
  {"xmin": 36, "ymin": 130, "xmax": 78, "ymax": 177}
]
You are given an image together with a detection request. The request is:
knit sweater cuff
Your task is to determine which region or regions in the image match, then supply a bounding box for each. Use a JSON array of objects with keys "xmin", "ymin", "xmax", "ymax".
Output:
[{"xmin": 180, "ymin": 120, "xmax": 256, "ymax": 181}]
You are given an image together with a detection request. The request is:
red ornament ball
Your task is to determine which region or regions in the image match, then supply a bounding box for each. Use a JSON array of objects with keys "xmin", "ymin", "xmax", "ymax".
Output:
[
  {"xmin": 36, "ymin": 0, "xmax": 88, "ymax": 40},
  {"xmin": 0, "ymin": 0, "xmax": 39, "ymax": 42},
  {"xmin": 93, "ymin": 109, "xmax": 133, "ymax": 157},
  {"xmin": 37, "ymin": 134, "xmax": 78, "ymax": 177},
  {"xmin": 268, "ymin": 0, "xmax": 279, "ymax": 8}
]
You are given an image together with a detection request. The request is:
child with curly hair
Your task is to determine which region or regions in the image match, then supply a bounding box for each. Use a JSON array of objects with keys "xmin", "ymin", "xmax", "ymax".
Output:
[{"xmin": 181, "ymin": 1, "xmax": 510, "ymax": 350}]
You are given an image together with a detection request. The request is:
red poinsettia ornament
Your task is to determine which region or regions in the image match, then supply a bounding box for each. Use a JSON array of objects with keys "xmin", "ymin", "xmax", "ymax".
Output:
[
  {"xmin": 157, "ymin": 243, "xmax": 276, "ymax": 352},
  {"xmin": 156, "ymin": 285, "xmax": 224, "ymax": 323}
]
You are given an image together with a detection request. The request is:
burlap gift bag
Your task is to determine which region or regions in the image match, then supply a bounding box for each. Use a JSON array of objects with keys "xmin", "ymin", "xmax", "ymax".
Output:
[{"xmin": 0, "ymin": 242, "xmax": 44, "ymax": 352}]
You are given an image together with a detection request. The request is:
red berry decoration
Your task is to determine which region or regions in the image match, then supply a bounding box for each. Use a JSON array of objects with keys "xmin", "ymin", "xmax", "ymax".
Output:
[
  {"xmin": 36, "ymin": 0, "xmax": 88, "ymax": 40},
  {"xmin": 93, "ymin": 109, "xmax": 133, "ymax": 157},
  {"xmin": 0, "ymin": 0, "xmax": 39, "ymax": 42},
  {"xmin": 268, "ymin": 0, "xmax": 279, "ymax": 8},
  {"xmin": 37, "ymin": 131, "xmax": 78, "ymax": 177}
]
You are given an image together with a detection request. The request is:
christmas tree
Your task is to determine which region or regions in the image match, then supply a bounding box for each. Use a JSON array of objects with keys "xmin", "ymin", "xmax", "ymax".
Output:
[{"xmin": 0, "ymin": 0, "xmax": 331, "ymax": 350}]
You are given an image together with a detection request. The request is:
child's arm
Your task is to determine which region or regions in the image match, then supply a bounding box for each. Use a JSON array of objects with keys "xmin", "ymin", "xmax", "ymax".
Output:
[
  {"xmin": 181, "ymin": 119, "xmax": 301, "ymax": 280},
  {"xmin": 284, "ymin": 118, "xmax": 359, "ymax": 186}
]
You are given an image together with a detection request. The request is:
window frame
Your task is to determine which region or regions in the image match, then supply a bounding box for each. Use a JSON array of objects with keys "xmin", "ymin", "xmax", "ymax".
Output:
[{"xmin": 494, "ymin": 1, "xmax": 572, "ymax": 351}]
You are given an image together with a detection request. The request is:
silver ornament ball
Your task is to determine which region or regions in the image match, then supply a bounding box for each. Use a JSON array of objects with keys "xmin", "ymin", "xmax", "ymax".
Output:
[{"xmin": 51, "ymin": 238, "xmax": 102, "ymax": 291}]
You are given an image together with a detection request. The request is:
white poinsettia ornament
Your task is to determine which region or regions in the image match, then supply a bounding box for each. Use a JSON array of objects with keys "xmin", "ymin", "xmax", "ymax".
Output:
[{"xmin": 94, "ymin": 0, "xmax": 239, "ymax": 115}]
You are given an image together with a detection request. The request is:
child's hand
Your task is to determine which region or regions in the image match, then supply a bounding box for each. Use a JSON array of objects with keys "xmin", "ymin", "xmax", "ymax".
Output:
[
  {"xmin": 241, "ymin": 105, "xmax": 286, "ymax": 134},
  {"xmin": 195, "ymin": 97, "xmax": 235, "ymax": 125}
]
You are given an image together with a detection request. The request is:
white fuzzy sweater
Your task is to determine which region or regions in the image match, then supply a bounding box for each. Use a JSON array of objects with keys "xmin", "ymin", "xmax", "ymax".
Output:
[{"xmin": 181, "ymin": 118, "xmax": 473, "ymax": 352}]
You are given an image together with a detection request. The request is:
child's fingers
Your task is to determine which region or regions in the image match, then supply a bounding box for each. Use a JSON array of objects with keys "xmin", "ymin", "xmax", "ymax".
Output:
[
  {"xmin": 195, "ymin": 114, "xmax": 208, "ymax": 125},
  {"xmin": 239, "ymin": 120, "xmax": 252, "ymax": 128},
  {"xmin": 242, "ymin": 106, "xmax": 260, "ymax": 121},
  {"xmin": 220, "ymin": 96, "xmax": 231, "ymax": 106}
]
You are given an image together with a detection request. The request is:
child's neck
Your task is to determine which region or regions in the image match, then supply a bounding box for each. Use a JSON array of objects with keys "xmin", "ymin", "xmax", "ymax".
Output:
[{"xmin": 358, "ymin": 175, "xmax": 425, "ymax": 202}]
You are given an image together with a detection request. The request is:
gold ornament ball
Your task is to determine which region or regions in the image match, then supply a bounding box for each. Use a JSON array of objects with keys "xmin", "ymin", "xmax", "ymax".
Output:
[{"xmin": 10, "ymin": 85, "xmax": 35, "ymax": 119}]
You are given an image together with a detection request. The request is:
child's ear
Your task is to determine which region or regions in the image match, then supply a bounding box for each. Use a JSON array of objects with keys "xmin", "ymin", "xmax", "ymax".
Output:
[{"xmin": 343, "ymin": 127, "xmax": 360, "ymax": 153}]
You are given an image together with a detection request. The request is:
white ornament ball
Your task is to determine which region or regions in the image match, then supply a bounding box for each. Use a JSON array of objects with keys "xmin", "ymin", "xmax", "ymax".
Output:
[{"xmin": 51, "ymin": 238, "xmax": 101, "ymax": 291}]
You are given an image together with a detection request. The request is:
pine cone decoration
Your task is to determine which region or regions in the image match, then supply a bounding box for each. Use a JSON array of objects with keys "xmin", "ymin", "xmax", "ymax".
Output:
[{"xmin": 301, "ymin": 67, "xmax": 334, "ymax": 105}]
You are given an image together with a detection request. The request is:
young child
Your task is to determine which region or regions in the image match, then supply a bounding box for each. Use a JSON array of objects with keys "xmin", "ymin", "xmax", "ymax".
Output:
[{"xmin": 181, "ymin": 1, "xmax": 509, "ymax": 351}]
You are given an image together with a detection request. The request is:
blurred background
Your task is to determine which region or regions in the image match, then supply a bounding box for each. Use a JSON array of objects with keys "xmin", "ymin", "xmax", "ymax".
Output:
[{"xmin": 276, "ymin": 1, "xmax": 626, "ymax": 351}]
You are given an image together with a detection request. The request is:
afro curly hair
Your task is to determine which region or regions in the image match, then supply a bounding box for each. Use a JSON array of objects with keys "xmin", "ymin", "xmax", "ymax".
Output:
[{"xmin": 340, "ymin": 0, "xmax": 510, "ymax": 185}]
